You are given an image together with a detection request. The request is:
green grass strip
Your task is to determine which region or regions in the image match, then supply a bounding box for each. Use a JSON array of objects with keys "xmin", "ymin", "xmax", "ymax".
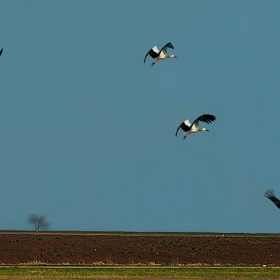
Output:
[{"xmin": 0, "ymin": 266, "xmax": 280, "ymax": 279}]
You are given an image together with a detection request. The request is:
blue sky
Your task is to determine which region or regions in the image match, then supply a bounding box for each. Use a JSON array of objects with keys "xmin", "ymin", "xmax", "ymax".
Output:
[{"xmin": 1, "ymin": 0, "xmax": 280, "ymax": 233}]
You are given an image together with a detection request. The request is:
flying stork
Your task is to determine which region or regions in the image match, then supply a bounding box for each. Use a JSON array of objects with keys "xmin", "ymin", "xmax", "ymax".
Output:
[
  {"xmin": 0, "ymin": 48, "xmax": 3, "ymax": 56},
  {"xmin": 264, "ymin": 189, "xmax": 280, "ymax": 209},
  {"xmin": 175, "ymin": 114, "xmax": 216, "ymax": 140},
  {"xmin": 144, "ymin": 42, "xmax": 177, "ymax": 66}
]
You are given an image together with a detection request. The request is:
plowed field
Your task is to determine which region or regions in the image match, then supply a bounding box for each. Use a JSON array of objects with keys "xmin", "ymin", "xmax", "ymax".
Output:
[{"xmin": 0, "ymin": 233, "xmax": 279, "ymax": 266}]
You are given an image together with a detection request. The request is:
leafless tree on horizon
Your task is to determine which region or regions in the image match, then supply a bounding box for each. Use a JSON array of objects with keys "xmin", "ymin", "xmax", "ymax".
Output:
[{"xmin": 28, "ymin": 214, "xmax": 49, "ymax": 233}]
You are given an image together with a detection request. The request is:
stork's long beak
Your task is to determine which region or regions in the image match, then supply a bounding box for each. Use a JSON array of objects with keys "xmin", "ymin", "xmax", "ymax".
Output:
[
  {"xmin": 174, "ymin": 55, "xmax": 178, "ymax": 58},
  {"xmin": 206, "ymin": 129, "xmax": 210, "ymax": 132}
]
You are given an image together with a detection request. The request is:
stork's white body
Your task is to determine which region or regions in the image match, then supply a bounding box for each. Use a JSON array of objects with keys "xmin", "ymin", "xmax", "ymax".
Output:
[
  {"xmin": 188, "ymin": 119, "xmax": 207, "ymax": 133},
  {"xmin": 186, "ymin": 120, "xmax": 198, "ymax": 133},
  {"xmin": 154, "ymin": 46, "xmax": 172, "ymax": 59},
  {"xmin": 183, "ymin": 119, "xmax": 207, "ymax": 138},
  {"xmin": 153, "ymin": 46, "xmax": 176, "ymax": 65}
]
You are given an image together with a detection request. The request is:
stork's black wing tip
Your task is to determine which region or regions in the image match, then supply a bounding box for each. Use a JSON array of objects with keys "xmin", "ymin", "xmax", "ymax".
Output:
[
  {"xmin": 144, "ymin": 52, "xmax": 149, "ymax": 63},
  {"xmin": 207, "ymin": 114, "xmax": 216, "ymax": 123},
  {"xmin": 166, "ymin": 42, "xmax": 174, "ymax": 49},
  {"xmin": 198, "ymin": 114, "xmax": 216, "ymax": 124},
  {"xmin": 264, "ymin": 189, "xmax": 275, "ymax": 198},
  {"xmin": 264, "ymin": 189, "xmax": 280, "ymax": 208},
  {"xmin": 175, "ymin": 124, "xmax": 182, "ymax": 136},
  {"xmin": 210, "ymin": 115, "xmax": 216, "ymax": 122},
  {"xmin": 0, "ymin": 48, "xmax": 3, "ymax": 56}
]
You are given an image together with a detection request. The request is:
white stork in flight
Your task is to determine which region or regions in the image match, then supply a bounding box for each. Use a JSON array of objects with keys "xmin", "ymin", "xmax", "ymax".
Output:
[
  {"xmin": 176, "ymin": 114, "xmax": 216, "ymax": 140},
  {"xmin": 264, "ymin": 189, "xmax": 280, "ymax": 209},
  {"xmin": 0, "ymin": 48, "xmax": 3, "ymax": 56},
  {"xmin": 144, "ymin": 42, "xmax": 177, "ymax": 66}
]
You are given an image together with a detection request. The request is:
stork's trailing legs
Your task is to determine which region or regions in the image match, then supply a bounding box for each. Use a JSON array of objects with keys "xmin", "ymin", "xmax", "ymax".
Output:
[
  {"xmin": 151, "ymin": 58, "xmax": 161, "ymax": 66},
  {"xmin": 183, "ymin": 132, "xmax": 192, "ymax": 140}
]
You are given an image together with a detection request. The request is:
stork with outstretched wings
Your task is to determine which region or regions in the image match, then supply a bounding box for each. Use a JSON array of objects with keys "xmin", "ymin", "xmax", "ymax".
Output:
[
  {"xmin": 144, "ymin": 42, "xmax": 177, "ymax": 66},
  {"xmin": 176, "ymin": 114, "xmax": 216, "ymax": 140}
]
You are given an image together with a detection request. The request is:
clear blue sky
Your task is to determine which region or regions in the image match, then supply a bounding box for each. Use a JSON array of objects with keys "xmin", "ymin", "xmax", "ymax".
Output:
[{"xmin": 1, "ymin": 0, "xmax": 280, "ymax": 233}]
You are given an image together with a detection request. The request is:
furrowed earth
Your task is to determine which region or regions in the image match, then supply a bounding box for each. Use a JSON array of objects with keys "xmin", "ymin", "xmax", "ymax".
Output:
[{"xmin": 0, "ymin": 232, "xmax": 279, "ymax": 266}]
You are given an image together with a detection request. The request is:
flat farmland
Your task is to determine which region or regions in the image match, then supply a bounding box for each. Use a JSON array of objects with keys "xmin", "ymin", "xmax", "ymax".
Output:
[{"xmin": 0, "ymin": 232, "xmax": 279, "ymax": 266}]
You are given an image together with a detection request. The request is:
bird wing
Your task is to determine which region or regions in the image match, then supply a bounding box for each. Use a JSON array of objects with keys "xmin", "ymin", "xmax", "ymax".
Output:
[
  {"xmin": 144, "ymin": 46, "xmax": 159, "ymax": 63},
  {"xmin": 264, "ymin": 189, "xmax": 280, "ymax": 209},
  {"xmin": 191, "ymin": 114, "xmax": 216, "ymax": 128},
  {"xmin": 159, "ymin": 42, "xmax": 174, "ymax": 57},
  {"xmin": 0, "ymin": 48, "xmax": 3, "ymax": 56},
  {"xmin": 175, "ymin": 120, "xmax": 191, "ymax": 136}
]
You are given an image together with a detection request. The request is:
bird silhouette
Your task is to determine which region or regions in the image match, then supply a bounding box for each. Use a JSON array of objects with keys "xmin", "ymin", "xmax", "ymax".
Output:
[
  {"xmin": 264, "ymin": 189, "xmax": 280, "ymax": 209},
  {"xmin": 144, "ymin": 42, "xmax": 177, "ymax": 66},
  {"xmin": 176, "ymin": 114, "xmax": 216, "ymax": 140}
]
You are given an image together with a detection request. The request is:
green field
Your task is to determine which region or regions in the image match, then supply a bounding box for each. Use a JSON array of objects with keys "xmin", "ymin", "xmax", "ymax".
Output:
[{"xmin": 0, "ymin": 266, "xmax": 280, "ymax": 279}]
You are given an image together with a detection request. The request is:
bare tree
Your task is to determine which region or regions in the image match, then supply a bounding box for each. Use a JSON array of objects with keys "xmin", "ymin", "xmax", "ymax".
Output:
[{"xmin": 28, "ymin": 214, "xmax": 49, "ymax": 233}]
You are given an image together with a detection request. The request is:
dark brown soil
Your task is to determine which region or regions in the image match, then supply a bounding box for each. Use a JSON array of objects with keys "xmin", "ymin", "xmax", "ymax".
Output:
[{"xmin": 0, "ymin": 232, "xmax": 280, "ymax": 266}]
